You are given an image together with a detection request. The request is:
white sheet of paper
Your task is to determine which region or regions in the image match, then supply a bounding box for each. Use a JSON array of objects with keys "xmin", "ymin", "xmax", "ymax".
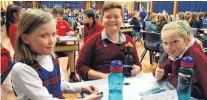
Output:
[
  {"xmin": 141, "ymin": 90, "xmax": 178, "ymax": 100},
  {"xmin": 59, "ymin": 36, "xmax": 78, "ymax": 42}
]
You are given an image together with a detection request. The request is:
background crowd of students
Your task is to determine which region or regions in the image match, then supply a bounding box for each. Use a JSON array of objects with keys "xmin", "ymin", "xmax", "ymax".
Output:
[{"xmin": 1, "ymin": 1, "xmax": 207, "ymax": 100}]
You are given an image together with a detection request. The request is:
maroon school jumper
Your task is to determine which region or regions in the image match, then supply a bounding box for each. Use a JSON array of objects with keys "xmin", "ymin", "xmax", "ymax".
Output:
[
  {"xmin": 152, "ymin": 42, "xmax": 207, "ymax": 99},
  {"xmin": 83, "ymin": 21, "xmax": 104, "ymax": 43},
  {"xmin": 76, "ymin": 32, "xmax": 141, "ymax": 80}
]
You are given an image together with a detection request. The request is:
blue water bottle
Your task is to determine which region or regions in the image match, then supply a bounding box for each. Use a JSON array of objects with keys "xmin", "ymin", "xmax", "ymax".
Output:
[
  {"xmin": 108, "ymin": 60, "xmax": 124, "ymax": 100},
  {"xmin": 177, "ymin": 56, "xmax": 194, "ymax": 100}
]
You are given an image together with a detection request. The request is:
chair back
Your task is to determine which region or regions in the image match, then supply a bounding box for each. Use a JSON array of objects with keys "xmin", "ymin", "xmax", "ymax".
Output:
[{"xmin": 142, "ymin": 31, "xmax": 163, "ymax": 52}]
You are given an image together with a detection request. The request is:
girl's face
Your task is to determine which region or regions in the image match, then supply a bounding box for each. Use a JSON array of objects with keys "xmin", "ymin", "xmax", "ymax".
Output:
[
  {"xmin": 14, "ymin": 10, "xmax": 22, "ymax": 22},
  {"xmin": 102, "ymin": 8, "xmax": 123, "ymax": 33},
  {"xmin": 161, "ymin": 29, "xmax": 189, "ymax": 58},
  {"xmin": 83, "ymin": 15, "xmax": 92, "ymax": 24},
  {"xmin": 23, "ymin": 21, "xmax": 57, "ymax": 55}
]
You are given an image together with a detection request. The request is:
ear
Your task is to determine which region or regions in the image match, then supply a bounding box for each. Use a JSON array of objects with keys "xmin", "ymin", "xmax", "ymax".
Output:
[
  {"xmin": 21, "ymin": 33, "xmax": 30, "ymax": 44},
  {"xmin": 13, "ymin": 13, "xmax": 17, "ymax": 18}
]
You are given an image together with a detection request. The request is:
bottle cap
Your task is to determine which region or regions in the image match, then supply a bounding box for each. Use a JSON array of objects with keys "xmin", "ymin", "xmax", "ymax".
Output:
[
  {"xmin": 180, "ymin": 56, "xmax": 194, "ymax": 68},
  {"xmin": 110, "ymin": 60, "xmax": 123, "ymax": 72}
]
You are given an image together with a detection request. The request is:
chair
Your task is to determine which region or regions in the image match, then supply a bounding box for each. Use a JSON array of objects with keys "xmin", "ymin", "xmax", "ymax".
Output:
[
  {"xmin": 140, "ymin": 31, "xmax": 164, "ymax": 64},
  {"xmin": 133, "ymin": 31, "xmax": 143, "ymax": 45}
]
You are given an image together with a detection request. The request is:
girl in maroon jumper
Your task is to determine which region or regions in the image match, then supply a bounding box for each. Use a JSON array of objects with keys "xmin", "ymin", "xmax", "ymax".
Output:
[
  {"xmin": 76, "ymin": 2, "xmax": 142, "ymax": 80},
  {"xmin": 153, "ymin": 21, "xmax": 207, "ymax": 99}
]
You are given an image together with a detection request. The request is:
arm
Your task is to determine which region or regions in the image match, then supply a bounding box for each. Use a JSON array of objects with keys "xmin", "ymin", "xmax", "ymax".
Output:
[
  {"xmin": 76, "ymin": 35, "xmax": 107, "ymax": 80},
  {"xmin": 64, "ymin": 20, "xmax": 74, "ymax": 36},
  {"xmin": 11, "ymin": 63, "xmax": 60, "ymax": 100},
  {"xmin": 192, "ymin": 51, "xmax": 207, "ymax": 98},
  {"xmin": 60, "ymin": 68, "xmax": 82, "ymax": 94}
]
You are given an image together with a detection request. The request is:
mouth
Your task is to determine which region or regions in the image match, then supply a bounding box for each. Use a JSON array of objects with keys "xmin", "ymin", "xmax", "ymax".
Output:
[
  {"xmin": 46, "ymin": 47, "xmax": 53, "ymax": 49},
  {"xmin": 168, "ymin": 50, "xmax": 175, "ymax": 55},
  {"xmin": 109, "ymin": 23, "xmax": 116, "ymax": 26}
]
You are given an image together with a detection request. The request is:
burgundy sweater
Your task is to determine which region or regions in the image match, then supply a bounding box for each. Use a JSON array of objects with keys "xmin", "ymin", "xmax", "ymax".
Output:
[
  {"xmin": 76, "ymin": 32, "xmax": 141, "ymax": 80},
  {"xmin": 153, "ymin": 42, "xmax": 207, "ymax": 99}
]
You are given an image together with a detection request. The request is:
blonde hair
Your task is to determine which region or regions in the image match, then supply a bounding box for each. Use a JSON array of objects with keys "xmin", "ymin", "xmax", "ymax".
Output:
[
  {"xmin": 161, "ymin": 20, "xmax": 193, "ymax": 41},
  {"xmin": 15, "ymin": 9, "xmax": 55, "ymax": 64}
]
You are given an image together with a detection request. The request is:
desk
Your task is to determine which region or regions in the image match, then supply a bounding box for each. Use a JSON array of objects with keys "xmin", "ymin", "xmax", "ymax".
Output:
[
  {"xmin": 55, "ymin": 36, "xmax": 80, "ymax": 69},
  {"xmin": 82, "ymin": 73, "xmax": 175, "ymax": 100},
  {"xmin": 120, "ymin": 24, "xmax": 133, "ymax": 33}
]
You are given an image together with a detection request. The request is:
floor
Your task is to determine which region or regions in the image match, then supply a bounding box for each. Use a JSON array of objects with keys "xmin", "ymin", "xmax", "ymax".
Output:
[{"xmin": 1, "ymin": 26, "xmax": 156, "ymax": 99}]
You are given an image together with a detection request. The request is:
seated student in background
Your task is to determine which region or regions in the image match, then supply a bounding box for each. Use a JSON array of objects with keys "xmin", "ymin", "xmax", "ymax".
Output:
[
  {"xmin": 12, "ymin": 9, "xmax": 103, "ymax": 100},
  {"xmin": 76, "ymin": 2, "xmax": 142, "ymax": 81},
  {"xmin": 146, "ymin": 13, "xmax": 168, "ymax": 33},
  {"xmin": 153, "ymin": 21, "xmax": 207, "ymax": 99},
  {"xmin": 83, "ymin": 8, "xmax": 104, "ymax": 43},
  {"xmin": 5, "ymin": 5, "xmax": 22, "ymax": 50},
  {"xmin": 130, "ymin": 11, "xmax": 141, "ymax": 37},
  {"xmin": 189, "ymin": 12, "xmax": 202, "ymax": 28},
  {"xmin": 52, "ymin": 6, "xmax": 79, "ymax": 82},
  {"xmin": 176, "ymin": 12, "xmax": 185, "ymax": 20}
]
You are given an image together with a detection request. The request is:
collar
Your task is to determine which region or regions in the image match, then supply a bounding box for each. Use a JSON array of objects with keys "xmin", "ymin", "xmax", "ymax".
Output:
[
  {"xmin": 101, "ymin": 29, "xmax": 126, "ymax": 44},
  {"xmin": 169, "ymin": 38, "xmax": 195, "ymax": 61}
]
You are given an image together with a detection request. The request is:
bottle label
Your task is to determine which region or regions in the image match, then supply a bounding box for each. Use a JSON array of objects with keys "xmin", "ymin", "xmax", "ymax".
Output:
[
  {"xmin": 178, "ymin": 73, "xmax": 191, "ymax": 91},
  {"xmin": 178, "ymin": 73, "xmax": 190, "ymax": 78}
]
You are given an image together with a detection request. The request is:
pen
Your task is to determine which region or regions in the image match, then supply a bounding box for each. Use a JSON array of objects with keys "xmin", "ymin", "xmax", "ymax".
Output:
[{"xmin": 152, "ymin": 88, "xmax": 166, "ymax": 94}]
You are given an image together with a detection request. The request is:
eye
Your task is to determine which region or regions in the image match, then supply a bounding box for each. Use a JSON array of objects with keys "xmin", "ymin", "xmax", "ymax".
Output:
[
  {"xmin": 172, "ymin": 40, "xmax": 178, "ymax": 44},
  {"xmin": 52, "ymin": 33, "xmax": 56, "ymax": 37},
  {"xmin": 163, "ymin": 42, "xmax": 168, "ymax": 45},
  {"xmin": 105, "ymin": 16, "xmax": 111, "ymax": 19},
  {"xmin": 41, "ymin": 34, "xmax": 47, "ymax": 38}
]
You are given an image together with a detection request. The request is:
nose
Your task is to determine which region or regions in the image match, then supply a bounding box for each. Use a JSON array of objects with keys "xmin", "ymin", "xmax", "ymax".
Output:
[
  {"xmin": 165, "ymin": 44, "xmax": 172, "ymax": 50},
  {"xmin": 48, "ymin": 35, "xmax": 55, "ymax": 45},
  {"xmin": 110, "ymin": 17, "xmax": 115, "ymax": 22}
]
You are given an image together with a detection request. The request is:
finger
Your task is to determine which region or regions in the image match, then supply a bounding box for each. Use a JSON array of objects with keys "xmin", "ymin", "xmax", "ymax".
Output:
[
  {"xmin": 156, "ymin": 68, "xmax": 164, "ymax": 73},
  {"xmin": 90, "ymin": 86, "xmax": 98, "ymax": 93}
]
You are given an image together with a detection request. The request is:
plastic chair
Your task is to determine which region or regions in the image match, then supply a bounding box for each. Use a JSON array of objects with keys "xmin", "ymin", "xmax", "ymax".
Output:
[{"xmin": 140, "ymin": 31, "xmax": 164, "ymax": 64}]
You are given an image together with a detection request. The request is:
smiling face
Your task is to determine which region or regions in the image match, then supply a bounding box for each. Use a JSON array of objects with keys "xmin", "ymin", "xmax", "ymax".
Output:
[
  {"xmin": 161, "ymin": 29, "xmax": 189, "ymax": 58},
  {"xmin": 23, "ymin": 21, "xmax": 57, "ymax": 55},
  {"xmin": 102, "ymin": 8, "xmax": 123, "ymax": 33}
]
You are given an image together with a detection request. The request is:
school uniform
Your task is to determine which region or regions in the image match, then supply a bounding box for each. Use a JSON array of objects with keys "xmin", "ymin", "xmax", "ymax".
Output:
[
  {"xmin": 76, "ymin": 29, "xmax": 142, "ymax": 80},
  {"xmin": 56, "ymin": 20, "xmax": 73, "ymax": 36},
  {"xmin": 83, "ymin": 21, "xmax": 104, "ymax": 43},
  {"xmin": 153, "ymin": 39, "xmax": 207, "ymax": 99},
  {"xmin": 9, "ymin": 24, "xmax": 18, "ymax": 50},
  {"xmin": 12, "ymin": 55, "xmax": 82, "ymax": 100}
]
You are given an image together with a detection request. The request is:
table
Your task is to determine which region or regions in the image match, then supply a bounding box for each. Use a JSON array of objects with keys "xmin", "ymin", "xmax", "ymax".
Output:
[
  {"xmin": 54, "ymin": 36, "xmax": 80, "ymax": 69},
  {"xmin": 120, "ymin": 24, "xmax": 133, "ymax": 33},
  {"xmin": 82, "ymin": 73, "xmax": 176, "ymax": 100}
]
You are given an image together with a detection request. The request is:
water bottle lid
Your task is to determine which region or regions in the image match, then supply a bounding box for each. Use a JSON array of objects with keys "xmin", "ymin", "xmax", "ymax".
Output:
[
  {"xmin": 110, "ymin": 60, "xmax": 123, "ymax": 72},
  {"xmin": 110, "ymin": 60, "xmax": 123, "ymax": 68},
  {"xmin": 180, "ymin": 56, "xmax": 194, "ymax": 68}
]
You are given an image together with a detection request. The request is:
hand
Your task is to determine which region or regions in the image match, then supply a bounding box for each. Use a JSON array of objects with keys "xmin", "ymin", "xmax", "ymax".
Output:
[
  {"xmin": 81, "ymin": 85, "xmax": 99, "ymax": 94},
  {"xmin": 67, "ymin": 31, "xmax": 75, "ymax": 36},
  {"xmin": 155, "ymin": 67, "xmax": 164, "ymax": 80},
  {"xmin": 131, "ymin": 65, "xmax": 141, "ymax": 77},
  {"xmin": 101, "ymin": 73, "xmax": 109, "ymax": 79},
  {"xmin": 83, "ymin": 92, "xmax": 103, "ymax": 100}
]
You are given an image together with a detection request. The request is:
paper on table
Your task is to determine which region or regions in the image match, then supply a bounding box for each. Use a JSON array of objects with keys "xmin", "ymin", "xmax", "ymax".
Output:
[
  {"xmin": 141, "ymin": 90, "xmax": 178, "ymax": 100},
  {"xmin": 59, "ymin": 36, "xmax": 78, "ymax": 42}
]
